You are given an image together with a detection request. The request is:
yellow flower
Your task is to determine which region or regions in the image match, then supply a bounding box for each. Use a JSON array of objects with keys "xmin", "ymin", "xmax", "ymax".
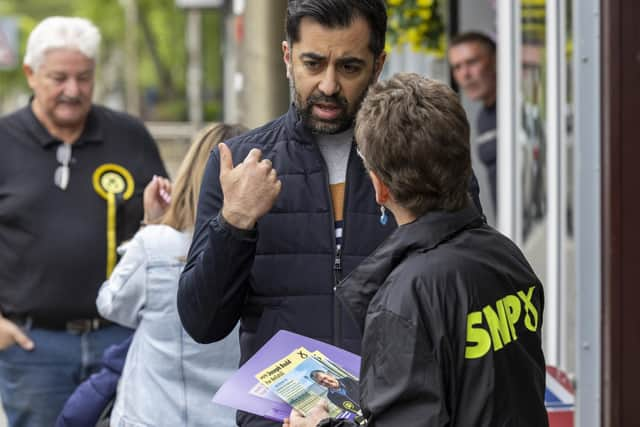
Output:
[
  {"xmin": 417, "ymin": 9, "xmax": 432, "ymax": 20},
  {"xmin": 407, "ymin": 27, "xmax": 421, "ymax": 45},
  {"xmin": 386, "ymin": 0, "xmax": 445, "ymax": 57}
]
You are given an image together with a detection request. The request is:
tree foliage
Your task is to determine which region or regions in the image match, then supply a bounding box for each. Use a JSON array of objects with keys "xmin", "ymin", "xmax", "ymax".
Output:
[{"xmin": 0, "ymin": 0, "xmax": 224, "ymax": 120}]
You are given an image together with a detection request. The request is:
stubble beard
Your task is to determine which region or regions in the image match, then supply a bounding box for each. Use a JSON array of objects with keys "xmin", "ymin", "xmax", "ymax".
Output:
[{"xmin": 290, "ymin": 75, "xmax": 374, "ymax": 135}]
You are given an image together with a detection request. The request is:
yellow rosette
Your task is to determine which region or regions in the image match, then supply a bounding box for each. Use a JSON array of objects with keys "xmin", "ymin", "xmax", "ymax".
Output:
[
  {"xmin": 343, "ymin": 401, "xmax": 356, "ymax": 411},
  {"xmin": 92, "ymin": 164, "xmax": 135, "ymax": 278}
]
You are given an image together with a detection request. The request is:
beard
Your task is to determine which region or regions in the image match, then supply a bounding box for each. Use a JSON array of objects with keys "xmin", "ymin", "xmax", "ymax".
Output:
[{"xmin": 291, "ymin": 76, "xmax": 374, "ymax": 135}]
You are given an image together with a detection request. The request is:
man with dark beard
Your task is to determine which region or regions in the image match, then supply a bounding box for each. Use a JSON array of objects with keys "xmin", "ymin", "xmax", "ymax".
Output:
[{"xmin": 178, "ymin": 3, "xmax": 481, "ymax": 427}]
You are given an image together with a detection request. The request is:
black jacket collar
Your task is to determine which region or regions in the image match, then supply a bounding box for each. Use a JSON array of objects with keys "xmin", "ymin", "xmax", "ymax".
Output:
[
  {"xmin": 284, "ymin": 103, "xmax": 318, "ymax": 146},
  {"xmin": 335, "ymin": 204, "xmax": 484, "ymax": 332}
]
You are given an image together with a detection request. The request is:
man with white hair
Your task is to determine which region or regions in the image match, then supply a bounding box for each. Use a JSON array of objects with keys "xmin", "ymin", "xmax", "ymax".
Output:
[{"xmin": 0, "ymin": 16, "xmax": 166, "ymax": 426}]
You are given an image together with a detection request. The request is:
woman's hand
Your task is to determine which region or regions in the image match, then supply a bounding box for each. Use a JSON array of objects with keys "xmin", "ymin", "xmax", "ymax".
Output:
[
  {"xmin": 283, "ymin": 401, "xmax": 330, "ymax": 427},
  {"xmin": 143, "ymin": 175, "xmax": 172, "ymax": 224}
]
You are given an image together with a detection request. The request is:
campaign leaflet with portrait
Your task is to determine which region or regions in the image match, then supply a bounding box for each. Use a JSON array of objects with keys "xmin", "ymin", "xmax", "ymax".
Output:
[
  {"xmin": 255, "ymin": 347, "xmax": 361, "ymax": 418},
  {"xmin": 212, "ymin": 330, "xmax": 362, "ymax": 422}
]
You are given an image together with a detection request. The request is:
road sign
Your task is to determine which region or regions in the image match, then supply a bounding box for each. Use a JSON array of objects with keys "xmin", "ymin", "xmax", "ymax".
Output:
[{"xmin": 0, "ymin": 17, "xmax": 19, "ymax": 70}]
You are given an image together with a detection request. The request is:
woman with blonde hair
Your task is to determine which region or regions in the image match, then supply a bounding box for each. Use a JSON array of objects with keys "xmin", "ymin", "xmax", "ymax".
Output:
[{"xmin": 96, "ymin": 123, "xmax": 247, "ymax": 427}]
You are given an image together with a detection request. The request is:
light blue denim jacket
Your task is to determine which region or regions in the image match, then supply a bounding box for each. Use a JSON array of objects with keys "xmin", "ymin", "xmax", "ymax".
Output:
[{"xmin": 97, "ymin": 225, "xmax": 240, "ymax": 427}]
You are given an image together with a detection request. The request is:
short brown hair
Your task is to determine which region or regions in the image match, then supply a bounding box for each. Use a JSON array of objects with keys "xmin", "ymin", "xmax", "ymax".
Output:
[
  {"xmin": 355, "ymin": 73, "xmax": 471, "ymax": 216},
  {"xmin": 449, "ymin": 31, "xmax": 496, "ymax": 54},
  {"xmin": 161, "ymin": 123, "xmax": 247, "ymax": 231}
]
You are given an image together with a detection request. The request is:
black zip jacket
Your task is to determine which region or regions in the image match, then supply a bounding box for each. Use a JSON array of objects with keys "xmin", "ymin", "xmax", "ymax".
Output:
[
  {"xmin": 178, "ymin": 105, "xmax": 483, "ymax": 427},
  {"xmin": 330, "ymin": 205, "xmax": 548, "ymax": 427}
]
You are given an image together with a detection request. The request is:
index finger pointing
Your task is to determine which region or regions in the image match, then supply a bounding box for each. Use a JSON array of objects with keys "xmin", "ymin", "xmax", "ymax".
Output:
[{"xmin": 219, "ymin": 143, "xmax": 234, "ymax": 174}]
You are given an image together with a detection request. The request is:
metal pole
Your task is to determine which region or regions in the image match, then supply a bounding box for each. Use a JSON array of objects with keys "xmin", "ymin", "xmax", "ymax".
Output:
[
  {"xmin": 574, "ymin": 0, "xmax": 601, "ymax": 424},
  {"xmin": 448, "ymin": 0, "xmax": 459, "ymax": 92},
  {"xmin": 123, "ymin": 0, "xmax": 140, "ymax": 116},
  {"xmin": 186, "ymin": 9, "xmax": 203, "ymax": 128},
  {"xmin": 558, "ymin": 0, "xmax": 572, "ymax": 373},
  {"xmin": 545, "ymin": 0, "xmax": 562, "ymax": 369},
  {"xmin": 496, "ymin": 0, "xmax": 520, "ymax": 242},
  {"xmin": 241, "ymin": 0, "xmax": 289, "ymax": 129}
]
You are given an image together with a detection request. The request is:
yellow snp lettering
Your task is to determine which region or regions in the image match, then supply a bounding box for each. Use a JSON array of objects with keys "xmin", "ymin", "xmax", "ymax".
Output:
[
  {"xmin": 465, "ymin": 311, "xmax": 492, "ymax": 359},
  {"xmin": 483, "ymin": 299, "xmax": 512, "ymax": 351},
  {"xmin": 465, "ymin": 286, "xmax": 539, "ymax": 359},
  {"xmin": 502, "ymin": 294, "xmax": 521, "ymax": 340},
  {"xmin": 517, "ymin": 286, "xmax": 539, "ymax": 332}
]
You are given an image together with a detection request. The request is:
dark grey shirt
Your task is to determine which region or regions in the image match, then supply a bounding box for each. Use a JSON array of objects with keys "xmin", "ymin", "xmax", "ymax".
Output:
[{"xmin": 476, "ymin": 103, "xmax": 497, "ymax": 209}]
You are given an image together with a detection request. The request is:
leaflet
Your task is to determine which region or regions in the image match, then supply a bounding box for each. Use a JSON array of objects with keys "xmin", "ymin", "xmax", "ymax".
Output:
[
  {"xmin": 255, "ymin": 346, "xmax": 361, "ymax": 418},
  {"xmin": 212, "ymin": 330, "xmax": 361, "ymax": 422}
]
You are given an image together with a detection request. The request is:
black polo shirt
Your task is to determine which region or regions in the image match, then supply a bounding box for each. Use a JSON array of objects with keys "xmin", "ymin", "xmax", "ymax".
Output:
[{"xmin": 0, "ymin": 103, "xmax": 167, "ymax": 323}]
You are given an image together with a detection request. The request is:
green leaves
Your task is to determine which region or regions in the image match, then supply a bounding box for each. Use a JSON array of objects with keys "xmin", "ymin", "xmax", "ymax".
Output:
[{"xmin": 0, "ymin": 0, "xmax": 224, "ymax": 121}]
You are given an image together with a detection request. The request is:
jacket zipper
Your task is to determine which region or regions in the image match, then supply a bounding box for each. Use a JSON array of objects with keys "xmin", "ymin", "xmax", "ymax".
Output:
[
  {"xmin": 313, "ymin": 139, "xmax": 351, "ymax": 347},
  {"xmin": 332, "ymin": 141, "xmax": 354, "ymax": 347},
  {"xmin": 333, "ymin": 245, "xmax": 343, "ymax": 347}
]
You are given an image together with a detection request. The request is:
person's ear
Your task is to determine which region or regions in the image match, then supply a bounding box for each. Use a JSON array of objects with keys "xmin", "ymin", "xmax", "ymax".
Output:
[
  {"xmin": 23, "ymin": 64, "xmax": 36, "ymax": 90},
  {"xmin": 373, "ymin": 51, "xmax": 387, "ymax": 81},
  {"xmin": 282, "ymin": 41, "xmax": 292, "ymax": 79},
  {"xmin": 369, "ymin": 170, "xmax": 390, "ymax": 205}
]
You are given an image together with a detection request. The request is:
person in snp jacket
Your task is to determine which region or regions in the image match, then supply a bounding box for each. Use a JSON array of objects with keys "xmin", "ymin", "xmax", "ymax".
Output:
[{"xmin": 284, "ymin": 74, "xmax": 548, "ymax": 427}]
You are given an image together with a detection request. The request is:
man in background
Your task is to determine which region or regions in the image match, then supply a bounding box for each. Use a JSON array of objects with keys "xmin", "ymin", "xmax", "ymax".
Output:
[
  {"xmin": 448, "ymin": 31, "xmax": 497, "ymax": 211},
  {"xmin": 0, "ymin": 16, "xmax": 166, "ymax": 426}
]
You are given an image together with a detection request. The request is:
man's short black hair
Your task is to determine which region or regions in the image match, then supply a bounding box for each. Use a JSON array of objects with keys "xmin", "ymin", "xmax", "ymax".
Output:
[
  {"xmin": 285, "ymin": 0, "xmax": 387, "ymax": 57},
  {"xmin": 450, "ymin": 31, "xmax": 496, "ymax": 54}
]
